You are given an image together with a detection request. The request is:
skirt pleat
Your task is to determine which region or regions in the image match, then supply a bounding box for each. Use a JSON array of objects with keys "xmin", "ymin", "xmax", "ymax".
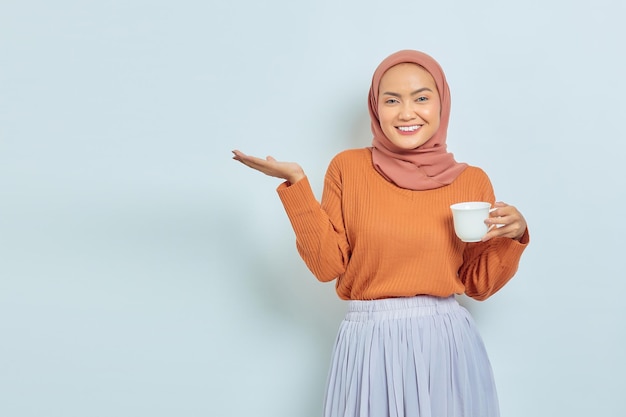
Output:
[{"xmin": 323, "ymin": 296, "xmax": 500, "ymax": 417}]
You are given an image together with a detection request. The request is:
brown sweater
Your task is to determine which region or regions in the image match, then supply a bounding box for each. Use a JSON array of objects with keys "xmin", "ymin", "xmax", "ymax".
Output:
[{"xmin": 277, "ymin": 148, "xmax": 529, "ymax": 301}]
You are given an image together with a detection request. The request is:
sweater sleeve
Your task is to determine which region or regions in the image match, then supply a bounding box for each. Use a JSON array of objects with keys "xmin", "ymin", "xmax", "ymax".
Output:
[
  {"xmin": 459, "ymin": 229, "xmax": 530, "ymax": 300},
  {"xmin": 276, "ymin": 163, "xmax": 351, "ymax": 282}
]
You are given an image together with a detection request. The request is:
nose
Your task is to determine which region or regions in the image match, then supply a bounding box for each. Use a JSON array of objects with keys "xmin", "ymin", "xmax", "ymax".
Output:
[{"xmin": 399, "ymin": 103, "xmax": 416, "ymax": 120}]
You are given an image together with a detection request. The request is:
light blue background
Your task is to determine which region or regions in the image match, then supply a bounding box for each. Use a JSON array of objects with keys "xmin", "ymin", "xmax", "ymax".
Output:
[{"xmin": 1, "ymin": 0, "xmax": 625, "ymax": 416}]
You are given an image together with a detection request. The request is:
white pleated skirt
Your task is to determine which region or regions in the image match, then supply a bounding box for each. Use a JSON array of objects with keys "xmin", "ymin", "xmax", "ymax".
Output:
[{"xmin": 324, "ymin": 295, "xmax": 499, "ymax": 417}]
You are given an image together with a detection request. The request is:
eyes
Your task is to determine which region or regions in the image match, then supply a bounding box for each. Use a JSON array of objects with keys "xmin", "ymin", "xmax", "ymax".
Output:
[{"xmin": 383, "ymin": 96, "xmax": 429, "ymax": 105}]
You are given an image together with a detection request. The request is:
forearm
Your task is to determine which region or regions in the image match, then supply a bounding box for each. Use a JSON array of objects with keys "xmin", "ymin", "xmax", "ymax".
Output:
[{"xmin": 277, "ymin": 178, "xmax": 349, "ymax": 282}]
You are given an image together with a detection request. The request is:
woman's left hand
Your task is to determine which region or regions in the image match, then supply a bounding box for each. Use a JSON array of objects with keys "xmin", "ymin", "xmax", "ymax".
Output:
[{"xmin": 482, "ymin": 202, "xmax": 527, "ymax": 242}]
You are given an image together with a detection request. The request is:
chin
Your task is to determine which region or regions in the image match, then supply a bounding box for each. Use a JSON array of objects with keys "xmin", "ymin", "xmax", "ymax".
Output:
[{"xmin": 394, "ymin": 139, "xmax": 429, "ymax": 150}]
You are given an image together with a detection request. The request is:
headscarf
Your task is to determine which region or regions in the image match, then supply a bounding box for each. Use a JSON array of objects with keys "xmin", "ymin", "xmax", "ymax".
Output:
[{"xmin": 369, "ymin": 50, "xmax": 467, "ymax": 190}]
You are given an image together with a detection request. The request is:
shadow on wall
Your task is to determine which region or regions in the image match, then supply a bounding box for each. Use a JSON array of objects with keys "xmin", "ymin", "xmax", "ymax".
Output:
[
  {"xmin": 347, "ymin": 104, "xmax": 372, "ymax": 149},
  {"xmin": 215, "ymin": 199, "xmax": 345, "ymax": 414}
]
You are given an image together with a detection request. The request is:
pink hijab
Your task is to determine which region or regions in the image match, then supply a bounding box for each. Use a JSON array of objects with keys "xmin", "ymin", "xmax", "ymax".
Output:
[{"xmin": 369, "ymin": 50, "xmax": 467, "ymax": 190}]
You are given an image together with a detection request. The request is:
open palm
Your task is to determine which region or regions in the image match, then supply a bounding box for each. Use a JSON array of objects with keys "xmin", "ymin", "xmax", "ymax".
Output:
[{"xmin": 232, "ymin": 150, "xmax": 305, "ymax": 185}]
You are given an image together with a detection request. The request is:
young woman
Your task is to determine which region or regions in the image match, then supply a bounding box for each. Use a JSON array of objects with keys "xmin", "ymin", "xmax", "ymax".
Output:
[{"xmin": 232, "ymin": 50, "xmax": 529, "ymax": 417}]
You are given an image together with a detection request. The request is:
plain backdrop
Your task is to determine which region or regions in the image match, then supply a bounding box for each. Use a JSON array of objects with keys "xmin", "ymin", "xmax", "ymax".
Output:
[{"xmin": 1, "ymin": 0, "xmax": 625, "ymax": 416}]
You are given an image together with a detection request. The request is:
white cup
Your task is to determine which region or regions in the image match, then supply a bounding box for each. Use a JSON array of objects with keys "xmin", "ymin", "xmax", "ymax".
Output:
[{"xmin": 450, "ymin": 202, "xmax": 492, "ymax": 242}]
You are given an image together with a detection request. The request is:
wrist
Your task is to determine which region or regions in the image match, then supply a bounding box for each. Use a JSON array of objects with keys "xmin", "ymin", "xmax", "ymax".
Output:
[{"xmin": 287, "ymin": 172, "xmax": 305, "ymax": 185}]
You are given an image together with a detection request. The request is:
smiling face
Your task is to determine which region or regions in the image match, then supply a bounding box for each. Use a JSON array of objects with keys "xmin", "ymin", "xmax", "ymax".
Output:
[{"xmin": 377, "ymin": 63, "xmax": 441, "ymax": 150}]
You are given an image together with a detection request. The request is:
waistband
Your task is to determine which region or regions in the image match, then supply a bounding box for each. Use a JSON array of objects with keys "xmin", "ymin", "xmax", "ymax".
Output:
[{"xmin": 344, "ymin": 295, "xmax": 459, "ymax": 321}]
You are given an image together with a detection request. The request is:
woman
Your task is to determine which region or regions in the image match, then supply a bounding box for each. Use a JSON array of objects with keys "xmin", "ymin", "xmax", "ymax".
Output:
[{"xmin": 232, "ymin": 50, "xmax": 529, "ymax": 417}]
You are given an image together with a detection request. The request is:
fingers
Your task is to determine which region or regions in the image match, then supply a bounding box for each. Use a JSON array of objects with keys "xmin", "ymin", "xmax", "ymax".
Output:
[
  {"xmin": 482, "ymin": 202, "xmax": 527, "ymax": 242},
  {"xmin": 231, "ymin": 150, "xmax": 305, "ymax": 183},
  {"xmin": 482, "ymin": 223, "xmax": 523, "ymax": 241},
  {"xmin": 231, "ymin": 149, "xmax": 243, "ymax": 161},
  {"xmin": 232, "ymin": 150, "xmax": 277, "ymax": 175},
  {"xmin": 233, "ymin": 150, "xmax": 272, "ymax": 167},
  {"xmin": 232, "ymin": 149, "xmax": 255, "ymax": 163},
  {"xmin": 487, "ymin": 201, "xmax": 509, "ymax": 216}
]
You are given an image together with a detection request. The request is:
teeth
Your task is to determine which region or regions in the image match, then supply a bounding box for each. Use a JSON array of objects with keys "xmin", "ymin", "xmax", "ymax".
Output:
[{"xmin": 398, "ymin": 125, "xmax": 419, "ymax": 132}]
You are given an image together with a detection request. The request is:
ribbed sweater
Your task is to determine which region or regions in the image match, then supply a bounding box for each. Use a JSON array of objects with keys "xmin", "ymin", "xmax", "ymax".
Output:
[{"xmin": 277, "ymin": 148, "xmax": 529, "ymax": 301}]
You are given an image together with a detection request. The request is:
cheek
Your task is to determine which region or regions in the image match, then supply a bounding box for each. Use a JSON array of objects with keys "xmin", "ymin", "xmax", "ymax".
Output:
[
  {"xmin": 431, "ymin": 103, "xmax": 442, "ymax": 126},
  {"xmin": 430, "ymin": 112, "xmax": 441, "ymax": 128},
  {"xmin": 377, "ymin": 108, "xmax": 393, "ymax": 127},
  {"xmin": 423, "ymin": 106, "xmax": 441, "ymax": 128},
  {"xmin": 379, "ymin": 116, "xmax": 395, "ymax": 135},
  {"xmin": 376, "ymin": 106, "xmax": 385, "ymax": 122}
]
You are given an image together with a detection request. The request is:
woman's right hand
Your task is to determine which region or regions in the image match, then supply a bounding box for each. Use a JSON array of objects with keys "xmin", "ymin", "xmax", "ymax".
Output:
[{"xmin": 232, "ymin": 150, "xmax": 305, "ymax": 185}]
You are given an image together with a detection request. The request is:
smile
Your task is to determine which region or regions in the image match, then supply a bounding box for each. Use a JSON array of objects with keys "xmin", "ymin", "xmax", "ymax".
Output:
[{"xmin": 397, "ymin": 125, "xmax": 420, "ymax": 132}]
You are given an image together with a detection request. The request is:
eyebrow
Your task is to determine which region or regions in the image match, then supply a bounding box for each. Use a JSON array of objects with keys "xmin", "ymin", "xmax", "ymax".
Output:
[{"xmin": 381, "ymin": 87, "xmax": 434, "ymax": 97}]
